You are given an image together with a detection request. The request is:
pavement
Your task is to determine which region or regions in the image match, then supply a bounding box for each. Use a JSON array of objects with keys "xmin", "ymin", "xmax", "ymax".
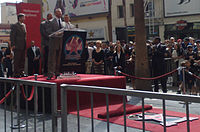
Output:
[{"xmin": 0, "ymin": 82, "xmax": 200, "ymax": 132}]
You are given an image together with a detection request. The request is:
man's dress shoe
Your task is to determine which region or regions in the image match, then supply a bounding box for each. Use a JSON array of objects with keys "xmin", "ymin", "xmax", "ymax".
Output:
[{"xmin": 47, "ymin": 77, "xmax": 52, "ymax": 80}]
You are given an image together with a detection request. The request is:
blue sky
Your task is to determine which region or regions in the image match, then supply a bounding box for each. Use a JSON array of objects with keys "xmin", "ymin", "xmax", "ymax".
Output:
[{"xmin": 0, "ymin": 0, "xmax": 22, "ymax": 23}]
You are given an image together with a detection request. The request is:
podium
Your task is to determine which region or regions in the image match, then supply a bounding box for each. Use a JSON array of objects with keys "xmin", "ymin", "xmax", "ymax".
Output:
[{"xmin": 60, "ymin": 30, "xmax": 87, "ymax": 73}]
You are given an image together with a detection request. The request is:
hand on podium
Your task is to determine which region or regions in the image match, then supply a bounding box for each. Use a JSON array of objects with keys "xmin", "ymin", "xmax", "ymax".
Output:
[{"xmin": 55, "ymin": 31, "xmax": 63, "ymax": 36}]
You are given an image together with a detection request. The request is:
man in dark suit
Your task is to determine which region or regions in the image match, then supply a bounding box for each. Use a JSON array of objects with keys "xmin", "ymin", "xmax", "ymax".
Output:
[
  {"xmin": 40, "ymin": 13, "xmax": 53, "ymax": 76},
  {"xmin": 46, "ymin": 8, "xmax": 64, "ymax": 80},
  {"xmin": 0, "ymin": 49, "xmax": 4, "ymax": 77},
  {"xmin": 10, "ymin": 13, "xmax": 27, "ymax": 78},
  {"xmin": 152, "ymin": 37, "xmax": 168, "ymax": 93},
  {"xmin": 27, "ymin": 41, "xmax": 40, "ymax": 76}
]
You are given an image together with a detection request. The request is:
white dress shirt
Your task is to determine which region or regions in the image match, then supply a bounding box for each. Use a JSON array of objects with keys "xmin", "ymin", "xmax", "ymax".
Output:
[
  {"xmin": 32, "ymin": 46, "xmax": 36, "ymax": 57},
  {"xmin": 64, "ymin": 22, "xmax": 75, "ymax": 29},
  {"xmin": 56, "ymin": 17, "xmax": 62, "ymax": 28}
]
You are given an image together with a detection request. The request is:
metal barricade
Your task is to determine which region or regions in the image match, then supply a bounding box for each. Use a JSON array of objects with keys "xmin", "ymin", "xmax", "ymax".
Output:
[
  {"xmin": 61, "ymin": 84, "xmax": 200, "ymax": 132},
  {"xmin": 0, "ymin": 77, "xmax": 57, "ymax": 132}
]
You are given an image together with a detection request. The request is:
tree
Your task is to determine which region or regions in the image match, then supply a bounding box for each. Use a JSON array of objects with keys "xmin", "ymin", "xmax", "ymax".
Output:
[
  {"xmin": 134, "ymin": 0, "xmax": 151, "ymax": 91},
  {"xmin": 122, "ymin": 0, "xmax": 128, "ymax": 43}
]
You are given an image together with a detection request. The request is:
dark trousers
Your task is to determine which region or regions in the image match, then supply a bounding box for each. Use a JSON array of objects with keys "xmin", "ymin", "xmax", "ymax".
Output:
[
  {"xmin": 4, "ymin": 58, "xmax": 13, "ymax": 77},
  {"xmin": 48, "ymin": 37, "xmax": 62, "ymax": 77},
  {"xmin": 0, "ymin": 63, "xmax": 4, "ymax": 77},
  {"xmin": 28, "ymin": 60, "xmax": 39, "ymax": 76},
  {"xmin": 153, "ymin": 69, "xmax": 167, "ymax": 93},
  {"xmin": 13, "ymin": 49, "xmax": 25, "ymax": 76},
  {"xmin": 43, "ymin": 46, "xmax": 49, "ymax": 74}
]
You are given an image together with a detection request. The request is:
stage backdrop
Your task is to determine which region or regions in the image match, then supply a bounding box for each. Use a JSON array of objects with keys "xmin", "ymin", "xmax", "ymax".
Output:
[
  {"xmin": 61, "ymin": 30, "xmax": 87, "ymax": 73},
  {"xmin": 16, "ymin": 3, "xmax": 41, "ymax": 49}
]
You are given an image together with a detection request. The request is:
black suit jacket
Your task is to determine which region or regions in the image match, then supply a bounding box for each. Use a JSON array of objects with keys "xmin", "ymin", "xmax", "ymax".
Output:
[
  {"xmin": 40, "ymin": 20, "xmax": 52, "ymax": 47},
  {"xmin": 113, "ymin": 52, "xmax": 126, "ymax": 71},
  {"xmin": 152, "ymin": 43, "xmax": 167, "ymax": 74},
  {"xmin": 10, "ymin": 22, "xmax": 26, "ymax": 50},
  {"xmin": 27, "ymin": 46, "xmax": 41, "ymax": 62}
]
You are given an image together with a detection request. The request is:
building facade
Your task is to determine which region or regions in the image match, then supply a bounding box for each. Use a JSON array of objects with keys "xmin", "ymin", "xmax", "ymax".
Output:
[
  {"xmin": 111, "ymin": 0, "xmax": 200, "ymax": 42},
  {"xmin": 1, "ymin": 3, "xmax": 17, "ymax": 24},
  {"xmin": 111, "ymin": 0, "xmax": 164, "ymax": 42},
  {"xmin": 163, "ymin": 0, "xmax": 200, "ymax": 40},
  {"xmin": 2, "ymin": 0, "xmax": 200, "ymax": 42}
]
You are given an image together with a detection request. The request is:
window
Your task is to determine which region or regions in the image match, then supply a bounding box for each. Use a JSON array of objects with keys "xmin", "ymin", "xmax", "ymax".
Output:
[
  {"xmin": 130, "ymin": 4, "xmax": 134, "ymax": 17},
  {"xmin": 118, "ymin": 5, "xmax": 124, "ymax": 18},
  {"xmin": 144, "ymin": 2, "xmax": 155, "ymax": 17}
]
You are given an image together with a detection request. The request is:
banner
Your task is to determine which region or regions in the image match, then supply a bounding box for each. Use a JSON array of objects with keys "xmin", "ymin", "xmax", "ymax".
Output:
[
  {"xmin": 42, "ymin": 0, "xmax": 109, "ymax": 18},
  {"xmin": 61, "ymin": 30, "xmax": 87, "ymax": 73},
  {"xmin": 16, "ymin": 3, "xmax": 41, "ymax": 49},
  {"xmin": 164, "ymin": 0, "xmax": 200, "ymax": 17},
  {"xmin": 66, "ymin": 0, "xmax": 109, "ymax": 17}
]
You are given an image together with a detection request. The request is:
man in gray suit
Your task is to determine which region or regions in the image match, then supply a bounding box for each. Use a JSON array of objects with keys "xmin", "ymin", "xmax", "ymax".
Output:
[
  {"xmin": 40, "ymin": 13, "xmax": 53, "ymax": 76},
  {"xmin": 47, "ymin": 8, "xmax": 64, "ymax": 80},
  {"xmin": 10, "ymin": 13, "xmax": 27, "ymax": 78}
]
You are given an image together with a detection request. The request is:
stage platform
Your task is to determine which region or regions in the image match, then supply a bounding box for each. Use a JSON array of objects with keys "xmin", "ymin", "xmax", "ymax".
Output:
[{"xmin": 19, "ymin": 74, "xmax": 126, "ymax": 112}]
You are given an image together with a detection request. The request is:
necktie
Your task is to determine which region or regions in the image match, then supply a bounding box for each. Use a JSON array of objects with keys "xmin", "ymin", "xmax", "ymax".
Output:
[{"xmin": 58, "ymin": 19, "xmax": 62, "ymax": 29}]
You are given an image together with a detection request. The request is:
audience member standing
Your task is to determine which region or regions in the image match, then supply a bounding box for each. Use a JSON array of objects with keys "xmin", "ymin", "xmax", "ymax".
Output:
[
  {"xmin": 152, "ymin": 37, "xmax": 168, "ymax": 93},
  {"xmin": 3, "ymin": 43, "xmax": 13, "ymax": 77},
  {"xmin": 27, "ymin": 41, "xmax": 41, "ymax": 76},
  {"xmin": 40, "ymin": 13, "xmax": 53, "ymax": 76},
  {"xmin": 184, "ymin": 45, "xmax": 198, "ymax": 65},
  {"xmin": 182, "ymin": 37, "xmax": 191, "ymax": 50},
  {"xmin": 92, "ymin": 40, "xmax": 105, "ymax": 74},
  {"xmin": 0, "ymin": 49, "xmax": 4, "ymax": 77},
  {"xmin": 113, "ymin": 44, "xmax": 126, "ymax": 72},
  {"xmin": 47, "ymin": 8, "xmax": 64, "ymax": 80},
  {"xmin": 85, "ymin": 42, "xmax": 94, "ymax": 74},
  {"xmin": 105, "ymin": 45, "xmax": 114, "ymax": 75},
  {"xmin": 102, "ymin": 42, "xmax": 109, "ymax": 74},
  {"xmin": 10, "ymin": 13, "xmax": 27, "ymax": 78}
]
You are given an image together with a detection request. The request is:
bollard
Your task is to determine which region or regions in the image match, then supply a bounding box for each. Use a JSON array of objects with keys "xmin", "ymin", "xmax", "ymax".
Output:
[{"xmin": 34, "ymin": 74, "xmax": 38, "ymax": 81}]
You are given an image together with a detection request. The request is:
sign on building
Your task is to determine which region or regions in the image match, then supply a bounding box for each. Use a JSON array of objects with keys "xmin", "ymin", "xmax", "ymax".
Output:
[
  {"xmin": 164, "ymin": 0, "xmax": 200, "ymax": 17},
  {"xmin": 42, "ymin": 0, "xmax": 109, "ymax": 18},
  {"xmin": 86, "ymin": 28, "xmax": 105, "ymax": 40},
  {"xmin": 66, "ymin": 0, "xmax": 109, "ymax": 17}
]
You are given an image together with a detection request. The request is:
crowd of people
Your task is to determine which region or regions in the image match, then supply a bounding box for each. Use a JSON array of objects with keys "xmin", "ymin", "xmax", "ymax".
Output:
[
  {"xmin": 85, "ymin": 37, "xmax": 200, "ymax": 94},
  {"xmin": 0, "ymin": 8, "xmax": 199, "ymax": 94}
]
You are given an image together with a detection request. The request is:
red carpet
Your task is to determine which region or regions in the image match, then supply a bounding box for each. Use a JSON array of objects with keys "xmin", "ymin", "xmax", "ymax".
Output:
[
  {"xmin": 97, "ymin": 104, "xmax": 152, "ymax": 119},
  {"xmin": 69, "ymin": 104, "xmax": 200, "ymax": 132}
]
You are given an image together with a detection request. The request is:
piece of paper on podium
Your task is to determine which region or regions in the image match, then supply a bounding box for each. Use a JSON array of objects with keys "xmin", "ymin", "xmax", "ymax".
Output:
[{"xmin": 49, "ymin": 28, "xmax": 86, "ymax": 37}]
